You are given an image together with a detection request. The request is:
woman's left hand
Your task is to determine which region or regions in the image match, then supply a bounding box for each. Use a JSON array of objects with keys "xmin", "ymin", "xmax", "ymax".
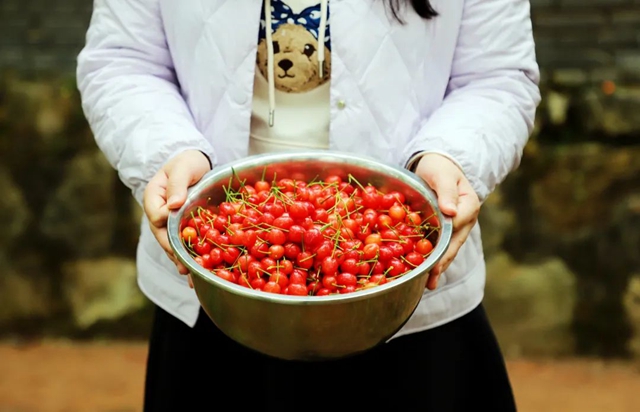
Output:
[{"xmin": 414, "ymin": 153, "xmax": 481, "ymax": 290}]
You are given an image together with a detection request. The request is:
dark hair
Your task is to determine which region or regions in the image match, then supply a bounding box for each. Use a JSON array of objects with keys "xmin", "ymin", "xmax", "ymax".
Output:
[{"xmin": 387, "ymin": 0, "xmax": 438, "ymax": 21}]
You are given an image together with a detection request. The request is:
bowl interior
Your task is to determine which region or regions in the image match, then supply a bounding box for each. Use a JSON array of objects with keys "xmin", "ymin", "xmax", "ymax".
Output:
[{"xmin": 169, "ymin": 150, "xmax": 452, "ymax": 303}]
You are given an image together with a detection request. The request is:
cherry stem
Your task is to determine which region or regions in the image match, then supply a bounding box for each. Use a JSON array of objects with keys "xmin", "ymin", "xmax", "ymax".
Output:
[
  {"xmin": 400, "ymin": 255, "xmax": 419, "ymax": 268},
  {"xmin": 347, "ymin": 174, "xmax": 366, "ymax": 192}
]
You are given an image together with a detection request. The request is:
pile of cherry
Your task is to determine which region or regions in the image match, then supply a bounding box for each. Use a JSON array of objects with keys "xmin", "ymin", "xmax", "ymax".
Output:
[{"xmin": 179, "ymin": 174, "xmax": 439, "ymax": 296}]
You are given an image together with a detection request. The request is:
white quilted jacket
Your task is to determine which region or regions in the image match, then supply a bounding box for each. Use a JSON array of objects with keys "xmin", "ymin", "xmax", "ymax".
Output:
[{"xmin": 76, "ymin": 0, "xmax": 540, "ymax": 334}]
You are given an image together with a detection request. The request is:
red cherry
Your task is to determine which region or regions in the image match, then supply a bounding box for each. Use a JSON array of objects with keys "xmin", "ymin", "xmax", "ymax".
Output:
[
  {"xmin": 415, "ymin": 238, "xmax": 434, "ymax": 255},
  {"xmin": 193, "ymin": 241, "xmax": 211, "ymax": 256},
  {"xmin": 263, "ymin": 281, "xmax": 281, "ymax": 294},
  {"xmin": 336, "ymin": 273, "xmax": 358, "ymax": 287},
  {"xmin": 288, "ymin": 225, "xmax": 306, "ymax": 243},
  {"xmin": 339, "ymin": 285, "xmax": 356, "ymax": 294},
  {"xmin": 362, "ymin": 243, "xmax": 379, "ymax": 260},
  {"xmin": 283, "ymin": 242, "xmax": 302, "ymax": 260},
  {"xmin": 289, "ymin": 201, "xmax": 309, "ymax": 219},
  {"xmin": 268, "ymin": 229, "xmax": 286, "ymax": 245},
  {"xmin": 273, "ymin": 215, "xmax": 294, "ymax": 230},
  {"xmin": 222, "ymin": 247, "xmax": 240, "ymax": 264},
  {"xmin": 216, "ymin": 269, "xmax": 236, "ymax": 283},
  {"xmin": 303, "ymin": 228, "xmax": 322, "ymax": 248},
  {"xmin": 288, "ymin": 283, "xmax": 308, "ymax": 296},
  {"xmin": 269, "ymin": 244, "xmax": 285, "ymax": 260},
  {"xmin": 387, "ymin": 258, "xmax": 407, "ymax": 277},
  {"xmin": 322, "ymin": 275, "xmax": 337, "ymax": 291},
  {"xmin": 404, "ymin": 251, "xmax": 425, "ymax": 268},
  {"xmin": 296, "ymin": 252, "xmax": 314, "ymax": 270},
  {"xmin": 340, "ymin": 258, "xmax": 359, "ymax": 275},
  {"xmin": 321, "ymin": 256, "xmax": 339, "ymax": 277}
]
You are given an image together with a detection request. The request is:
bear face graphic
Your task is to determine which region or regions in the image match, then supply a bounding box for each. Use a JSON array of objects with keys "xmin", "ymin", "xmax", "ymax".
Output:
[{"xmin": 257, "ymin": 23, "xmax": 331, "ymax": 94}]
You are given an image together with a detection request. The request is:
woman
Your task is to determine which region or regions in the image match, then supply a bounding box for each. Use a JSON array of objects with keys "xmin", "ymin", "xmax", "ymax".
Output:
[{"xmin": 77, "ymin": 0, "xmax": 540, "ymax": 410}]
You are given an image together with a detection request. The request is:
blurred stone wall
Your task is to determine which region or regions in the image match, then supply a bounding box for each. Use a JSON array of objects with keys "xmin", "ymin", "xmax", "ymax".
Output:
[
  {"xmin": 0, "ymin": 0, "xmax": 92, "ymax": 75},
  {"xmin": 0, "ymin": 0, "xmax": 639, "ymax": 359}
]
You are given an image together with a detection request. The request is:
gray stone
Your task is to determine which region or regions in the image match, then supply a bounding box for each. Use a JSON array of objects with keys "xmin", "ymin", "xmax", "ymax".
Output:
[
  {"xmin": 534, "ymin": 12, "xmax": 606, "ymax": 28},
  {"xmin": 0, "ymin": 47, "xmax": 24, "ymax": 68},
  {"xmin": 0, "ymin": 0, "xmax": 23, "ymax": 12},
  {"xmin": 40, "ymin": 150, "xmax": 117, "ymax": 258},
  {"xmin": 623, "ymin": 275, "xmax": 640, "ymax": 359},
  {"xmin": 62, "ymin": 257, "xmax": 146, "ymax": 329},
  {"xmin": 616, "ymin": 50, "xmax": 640, "ymax": 80},
  {"xmin": 53, "ymin": 29, "xmax": 86, "ymax": 46},
  {"xmin": 484, "ymin": 253, "xmax": 578, "ymax": 357},
  {"xmin": 532, "ymin": 34, "xmax": 555, "ymax": 50},
  {"xmin": 0, "ymin": 1, "xmax": 91, "ymax": 72},
  {"xmin": 0, "ymin": 25, "xmax": 26, "ymax": 46},
  {"xmin": 554, "ymin": 30, "xmax": 599, "ymax": 47},
  {"xmin": 611, "ymin": 194, "xmax": 640, "ymax": 272},
  {"xmin": 598, "ymin": 27, "xmax": 640, "ymax": 47},
  {"xmin": 530, "ymin": 144, "xmax": 640, "ymax": 235},
  {"xmin": 535, "ymin": 48, "xmax": 613, "ymax": 69},
  {"xmin": 561, "ymin": 0, "xmax": 628, "ymax": 6},
  {"xmin": 546, "ymin": 90, "xmax": 571, "ymax": 125},
  {"xmin": 0, "ymin": 167, "xmax": 30, "ymax": 249},
  {"xmin": 590, "ymin": 67, "xmax": 619, "ymax": 83},
  {"xmin": 479, "ymin": 188, "xmax": 517, "ymax": 258},
  {"xmin": 3, "ymin": 76, "xmax": 77, "ymax": 142},
  {"xmin": 0, "ymin": 253, "xmax": 55, "ymax": 324},
  {"xmin": 552, "ymin": 69, "xmax": 589, "ymax": 86},
  {"xmin": 611, "ymin": 10, "xmax": 640, "ymax": 25},
  {"xmin": 581, "ymin": 87, "xmax": 640, "ymax": 135}
]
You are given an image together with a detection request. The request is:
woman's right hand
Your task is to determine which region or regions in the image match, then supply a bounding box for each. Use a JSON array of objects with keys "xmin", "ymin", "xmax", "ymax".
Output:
[{"xmin": 142, "ymin": 150, "xmax": 211, "ymax": 283}]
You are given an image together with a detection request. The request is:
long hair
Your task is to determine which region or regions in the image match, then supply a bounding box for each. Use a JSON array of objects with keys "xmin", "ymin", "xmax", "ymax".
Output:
[{"xmin": 387, "ymin": 0, "xmax": 438, "ymax": 21}]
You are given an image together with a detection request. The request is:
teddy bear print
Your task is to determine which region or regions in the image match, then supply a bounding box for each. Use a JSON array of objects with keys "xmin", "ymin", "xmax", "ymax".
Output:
[{"xmin": 256, "ymin": 0, "xmax": 331, "ymax": 94}]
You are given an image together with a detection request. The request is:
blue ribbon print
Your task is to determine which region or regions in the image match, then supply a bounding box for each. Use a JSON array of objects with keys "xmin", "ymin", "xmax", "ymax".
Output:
[{"xmin": 260, "ymin": 0, "xmax": 331, "ymax": 50}]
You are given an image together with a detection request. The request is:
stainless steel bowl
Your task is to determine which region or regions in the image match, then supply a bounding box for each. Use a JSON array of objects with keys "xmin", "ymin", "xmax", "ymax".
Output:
[{"xmin": 168, "ymin": 150, "xmax": 452, "ymax": 361}]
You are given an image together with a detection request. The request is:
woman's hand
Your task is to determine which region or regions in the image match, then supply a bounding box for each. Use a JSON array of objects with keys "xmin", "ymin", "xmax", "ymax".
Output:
[
  {"xmin": 142, "ymin": 150, "xmax": 211, "ymax": 286},
  {"xmin": 414, "ymin": 153, "xmax": 480, "ymax": 290}
]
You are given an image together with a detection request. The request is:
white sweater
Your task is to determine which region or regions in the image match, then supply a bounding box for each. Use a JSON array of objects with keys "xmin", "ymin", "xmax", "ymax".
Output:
[{"xmin": 76, "ymin": 0, "xmax": 541, "ymax": 337}]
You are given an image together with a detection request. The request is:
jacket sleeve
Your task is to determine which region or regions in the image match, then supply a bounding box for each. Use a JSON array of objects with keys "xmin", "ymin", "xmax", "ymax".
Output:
[
  {"xmin": 76, "ymin": 0, "xmax": 216, "ymax": 205},
  {"xmin": 404, "ymin": 0, "xmax": 541, "ymax": 202}
]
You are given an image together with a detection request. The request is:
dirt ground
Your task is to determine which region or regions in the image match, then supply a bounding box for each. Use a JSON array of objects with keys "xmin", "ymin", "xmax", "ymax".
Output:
[{"xmin": 1, "ymin": 341, "xmax": 639, "ymax": 412}]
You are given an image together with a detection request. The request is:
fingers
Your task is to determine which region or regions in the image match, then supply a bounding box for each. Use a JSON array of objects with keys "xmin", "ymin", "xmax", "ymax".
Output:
[
  {"xmin": 145, "ymin": 151, "xmax": 212, "ymax": 280},
  {"xmin": 166, "ymin": 162, "xmax": 198, "ymax": 210},
  {"xmin": 164, "ymin": 249, "xmax": 189, "ymax": 275},
  {"xmin": 427, "ymin": 175, "xmax": 459, "ymax": 216},
  {"xmin": 426, "ymin": 180, "xmax": 480, "ymax": 291},
  {"xmin": 152, "ymin": 225, "xmax": 190, "ymax": 275},
  {"xmin": 451, "ymin": 183, "xmax": 480, "ymax": 233},
  {"xmin": 144, "ymin": 171, "xmax": 170, "ymax": 229},
  {"xmin": 152, "ymin": 225, "xmax": 172, "ymax": 254},
  {"xmin": 430, "ymin": 206, "xmax": 476, "ymax": 277},
  {"xmin": 166, "ymin": 169, "xmax": 190, "ymax": 210},
  {"xmin": 167, "ymin": 252, "xmax": 189, "ymax": 275},
  {"xmin": 176, "ymin": 261, "xmax": 189, "ymax": 275},
  {"xmin": 417, "ymin": 160, "xmax": 460, "ymax": 217},
  {"xmin": 426, "ymin": 271, "xmax": 439, "ymax": 290},
  {"xmin": 426, "ymin": 221, "xmax": 474, "ymax": 290}
]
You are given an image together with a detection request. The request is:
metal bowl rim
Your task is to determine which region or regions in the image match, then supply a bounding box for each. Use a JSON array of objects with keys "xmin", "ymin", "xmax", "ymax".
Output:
[{"xmin": 168, "ymin": 150, "xmax": 453, "ymax": 305}]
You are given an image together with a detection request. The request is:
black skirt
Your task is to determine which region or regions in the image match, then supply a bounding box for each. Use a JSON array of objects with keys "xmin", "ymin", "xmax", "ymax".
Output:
[{"xmin": 143, "ymin": 302, "xmax": 517, "ymax": 411}]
